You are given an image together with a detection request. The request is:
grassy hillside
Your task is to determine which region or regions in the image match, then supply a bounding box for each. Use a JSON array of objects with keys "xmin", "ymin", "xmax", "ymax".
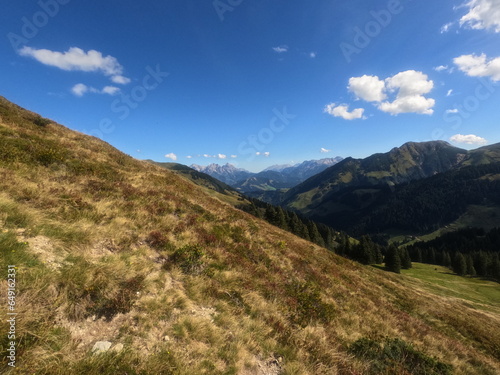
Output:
[
  {"xmin": 0, "ymin": 96, "xmax": 499, "ymax": 374},
  {"xmin": 398, "ymin": 263, "xmax": 500, "ymax": 313}
]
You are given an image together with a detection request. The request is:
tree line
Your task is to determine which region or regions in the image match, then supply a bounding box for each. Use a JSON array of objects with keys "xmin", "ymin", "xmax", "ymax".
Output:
[{"xmin": 406, "ymin": 227, "xmax": 500, "ymax": 280}]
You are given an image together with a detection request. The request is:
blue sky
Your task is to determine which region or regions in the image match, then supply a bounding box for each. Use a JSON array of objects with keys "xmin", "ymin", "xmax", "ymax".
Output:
[{"xmin": 1, "ymin": 0, "xmax": 499, "ymax": 172}]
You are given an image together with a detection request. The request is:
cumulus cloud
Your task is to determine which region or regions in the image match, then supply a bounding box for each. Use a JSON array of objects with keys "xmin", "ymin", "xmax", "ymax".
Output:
[
  {"xmin": 379, "ymin": 70, "xmax": 435, "ymax": 115},
  {"xmin": 378, "ymin": 95, "xmax": 435, "ymax": 115},
  {"xmin": 385, "ymin": 71, "xmax": 434, "ymax": 97},
  {"xmin": 19, "ymin": 46, "xmax": 130, "ymax": 84},
  {"xmin": 71, "ymin": 83, "xmax": 89, "ymax": 97},
  {"xmin": 460, "ymin": 0, "xmax": 500, "ymax": 32},
  {"xmin": 320, "ymin": 148, "xmax": 331, "ymax": 153},
  {"xmin": 344, "ymin": 71, "xmax": 435, "ymax": 115},
  {"xmin": 450, "ymin": 134, "xmax": 488, "ymax": 145},
  {"xmin": 71, "ymin": 83, "xmax": 120, "ymax": 97},
  {"xmin": 230, "ymin": 155, "xmax": 238, "ymax": 158},
  {"xmin": 165, "ymin": 153, "xmax": 177, "ymax": 161},
  {"xmin": 217, "ymin": 154, "xmax": 227, "ymax": 159},
  {"xmin": 446, "ymin": 108, "xmax": 459, "ymax": 114},
  {"xmin": 348, "ymin": 75, "xmax": 387, "ymax": 102},
  {"xmin": 273, "ymin": 45, "xmax": 288, "ymax": 53},
  {"xmin": 454, "ymin": 53, "xmax": 500, "ymax": 81},
  {"xmin": 447, "ymin": 89, "xmax": 454, "ymax": 97},
  {"xmin": 324, "ymin": 103, "xmax": 365, "ymax": 120}
]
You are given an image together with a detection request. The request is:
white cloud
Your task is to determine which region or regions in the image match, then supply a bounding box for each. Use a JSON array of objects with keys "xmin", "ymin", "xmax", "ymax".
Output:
[
  {"xmin": 324, "ymin": 103, "xmax": 365, "ymax": 120},
  {"xmin": 446, "ymin": 108, "xmax": 459, "ymax": 113},
  {"xmin": 378, "ymin": 96, "xmax": 435, "ymax": 115},
  {"xmin": 71, "ymin": 83, "xmax": 89, "ymax": 97},
  {"xmin": 273, "ymin": 45, "xmax": 288, "ymax": 53},
  {"xmin": 450, "ymin": 134, "xmax": 488, "ymax": 145},
  {"xmin": 111, "ymin": 75, "xmax": 131, "ymax": 84},
  {"xmin": 217, "ymin": 154, "xmax": 227, "ymax": 159},
  {"xmin": 348, "ymin": 75, "xmax": 387, "ymax": 102},
  {"xmin": 186, "ymin": 156, "xmax": 193, "ymax": 159},
  {"xmin": 263, "ymin": 152, "xmax": 271, "ymax": 157},
  {"xmin": 460, "ymin": 0, "xmax": 500, "ymax": 32},
  {"xmin": 230, "ymin": 155, "xmax": 238, "ymax": 158},
  {"xmin": 320, "ymin": 148, "xmax": 331, "ymax": 153},
  {"xmin": 309, "ymin": 52, "xmax": 317, "ymax": 58},
  {"xmin": 434, "ymin": 65, "xmax": 449, "ymax": 72},
  {"xmin": 441, "ymin": 22, "xmax": 454, "ymax": 33},
  {"xmin": 165, "ymin": 153, "xmax": 178, "ymax": 161},
  {"xmin": 19, "ymin": 46, "xmax": 130, "ymax": 84},
  {"xmin": 379, "ymin": 70, "xmax": 435, "ymax": 115},
  {"xmin": 71, "ymin": 83, "xmax": 120, "ymax": 97},
  {"xmin": 330, "ymin": 70, "xmax": 435, "ymax": 117},
  {"xmin": 102, "ymin": 86, "xmax": 120, "ymax": 95},
  {"xmin": 454, "ymin": 53, "xmax": 500, "ymax": 81},
  {"xmin": 385, "ymin": 70, "xmax": 434, "ymax": 97},
  {"xmin": 447, "ymin": 89, "xmax": 454, "ymax": 96}
]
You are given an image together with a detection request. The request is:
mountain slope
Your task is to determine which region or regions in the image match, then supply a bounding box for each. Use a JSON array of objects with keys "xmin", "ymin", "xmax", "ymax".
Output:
[
  {"xmin": 284, "ymin": 141, "xmax": 468, "ymax": 211},
  {"xmin": 1, "ymin": 96, "xmax": 499, "ymax": 374},
  {"xmin": 283, "ymin": 141, "xmax": 500, "ymax": 236}
]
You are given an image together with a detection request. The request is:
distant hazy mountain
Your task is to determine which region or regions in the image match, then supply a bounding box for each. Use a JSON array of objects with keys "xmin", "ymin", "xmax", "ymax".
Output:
[
  {"xmin": 190, "ymin": 163, "xmax": 253, "ymax": 186},
  {"xmin": 191, "ymin": 157, "xmax": 343, "ymax": 193}
]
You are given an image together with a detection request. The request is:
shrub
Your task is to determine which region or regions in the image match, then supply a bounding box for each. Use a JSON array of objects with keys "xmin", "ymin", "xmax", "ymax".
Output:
[
  {"xmin": 168, "ymin": 244, "xmax": 205, "ymax": 274},
  {"xmin": 287, "ymin": 281, "xmax": 335, "ymax": 326},
  {"xmin": 33, "ymin": 116, "xmax": 51, "ymax": 127},
  {"xmin": 349, "ymin": 337, "xmax": 453, "ymax": 375},
  {"xmin": 146, "ymin": 230, "xmax": 170, "ymax": 250}
]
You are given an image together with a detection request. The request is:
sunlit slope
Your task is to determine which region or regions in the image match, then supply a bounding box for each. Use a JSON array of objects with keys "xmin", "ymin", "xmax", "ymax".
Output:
[{"xmin": 0, "ymin": 96, "xmax": 499, "ymax": 375}]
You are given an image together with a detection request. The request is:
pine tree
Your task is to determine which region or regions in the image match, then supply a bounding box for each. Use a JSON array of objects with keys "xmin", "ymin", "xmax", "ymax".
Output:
[
  {"xmin": 400, "ymin": 247, "xmax": 412, "ymax": 269},
  {"xmin": 466, "ymin": 255, "xmax": 476, "ymax": 276},
  {"xmin": 275, "ymin": 207, "xmax": 288, "ymax": 230},
  {"xmin": 442, "ymin": 252, "xmax": 452, "ymax": 268},
  {"xmin": 475, "ymin": 251, "xmax": 489, "ymax": 276},
  {"xmin": 385, "ymin": 245, "xmax": 401, "ymax": 274},
  {"xmin": 375, "ymin": 246, "xmax": 384, "ymax": 264},
  {"xmin": 415, "ymin": 248, "xmax": 423, "ymax": 263},
  {"xmin": 307, "ymin": 221, "xmax": 325, "ymax": 247},
  {"xmin": 453, "ymin": 253, "xmax": 467, "ymax": 276},
  {"xmin": 288, "ymin": 212, "xmax": 304, "ymax": 237}
]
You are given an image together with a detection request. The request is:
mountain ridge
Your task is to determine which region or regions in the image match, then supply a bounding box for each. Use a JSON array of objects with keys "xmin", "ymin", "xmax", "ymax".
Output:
[{"xmin": 192, "ymin": 157, "xmax": 343, "ymax": 193}]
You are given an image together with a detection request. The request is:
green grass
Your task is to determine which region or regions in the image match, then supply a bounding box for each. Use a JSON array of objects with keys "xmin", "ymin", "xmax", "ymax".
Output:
[{"xmin": 400, "ymin": 263, "xmax": 500, "ymax": 312}]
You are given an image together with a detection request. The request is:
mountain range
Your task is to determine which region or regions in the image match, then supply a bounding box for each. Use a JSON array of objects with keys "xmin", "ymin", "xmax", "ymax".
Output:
[{"xmin": 191, "ymin": 157, "xmax": 343, "ymax": 193}]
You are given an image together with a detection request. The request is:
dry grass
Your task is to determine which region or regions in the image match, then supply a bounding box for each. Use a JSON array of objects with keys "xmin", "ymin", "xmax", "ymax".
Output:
[{"xmin": 0, "ymin": 96, "xmax": 499, "ymax": 374}]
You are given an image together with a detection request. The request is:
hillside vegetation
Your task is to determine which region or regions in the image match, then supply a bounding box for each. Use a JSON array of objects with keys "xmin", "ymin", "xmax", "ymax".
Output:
[{"xmin": 1, "ymin": 96, "xmax": 500, "ymax": 374}]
